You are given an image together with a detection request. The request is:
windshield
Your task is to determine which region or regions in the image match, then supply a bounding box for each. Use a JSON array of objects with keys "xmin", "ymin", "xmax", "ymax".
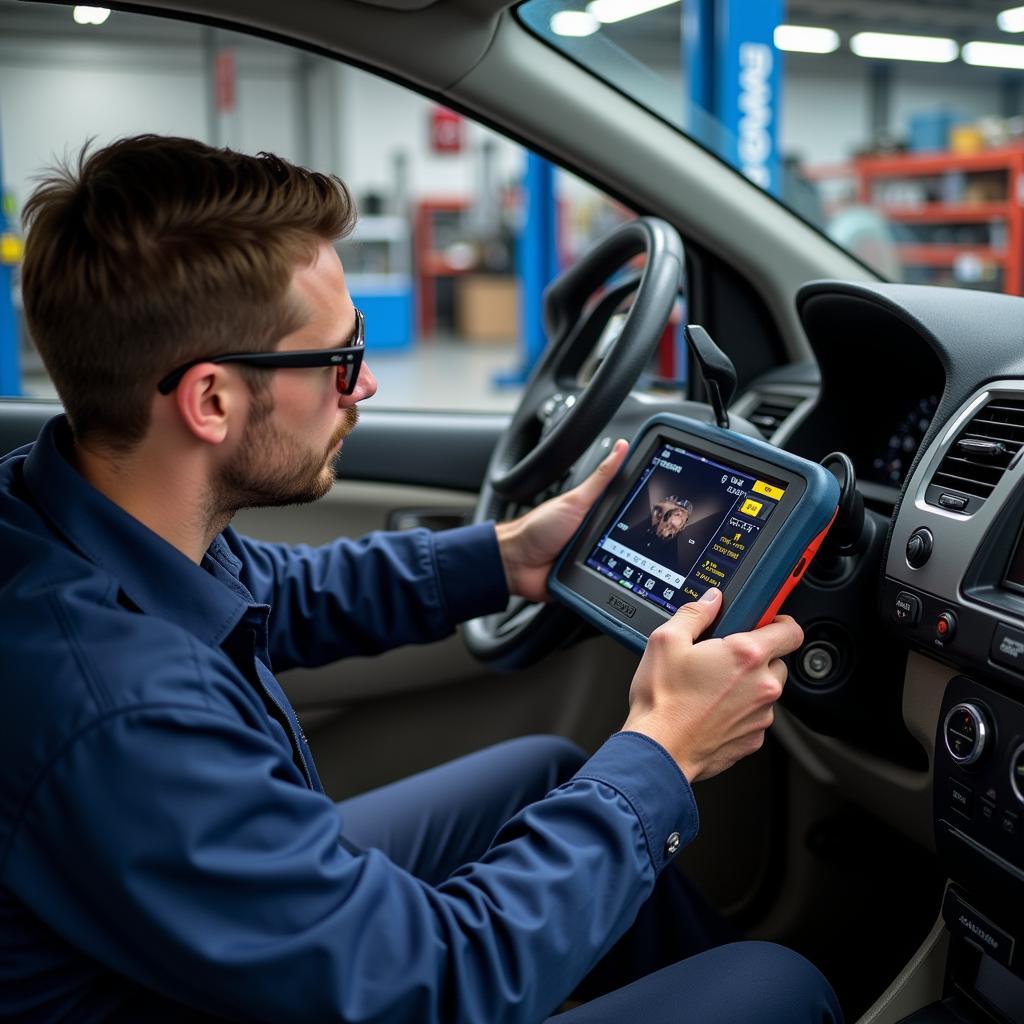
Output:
[{"xmin": 520, "ymin": 0, "xmax": 1024, "ymax": 296}]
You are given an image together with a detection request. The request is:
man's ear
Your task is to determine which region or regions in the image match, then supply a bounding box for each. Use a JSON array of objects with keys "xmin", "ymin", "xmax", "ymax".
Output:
[{"xmin": 172, "ymin": 363, "xmax": 238, "ymax": 446}]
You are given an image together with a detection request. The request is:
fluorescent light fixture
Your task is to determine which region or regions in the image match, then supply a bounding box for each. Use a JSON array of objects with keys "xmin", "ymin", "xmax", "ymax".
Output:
[
  {"xmin": 774, "ymin": 25, "xmax": 840, "ymax": 54},
  {"xmin": 963, "ymin": 40, "xmax": 1024, "ymax": 68},
  {"xmin": 998, "ymin": 6, "xmax": 1024, "ymax": 33},
  {"xmin": 586, "ymin": 0, "xmax": 679, "ymax": 26},
  {"xmin": 850, "ymin": 31, "xmax": 957, "ymax": 63},
  {"xmin": 550, "ymin": 10, "xmax": 599, "ymax": 36},
  {"xmin": 72, "ymin": 6, "xmax": 110, "ymax": 24}
]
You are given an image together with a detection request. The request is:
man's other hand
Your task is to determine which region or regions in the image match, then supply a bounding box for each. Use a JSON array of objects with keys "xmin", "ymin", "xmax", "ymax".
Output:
[
  {"xmin": 495, "ymin": 439, "xmax": 628, "ymax": 603},
  {"xmin": 623, "ymin": 588, "xmax": 804, "ymax": 782}
]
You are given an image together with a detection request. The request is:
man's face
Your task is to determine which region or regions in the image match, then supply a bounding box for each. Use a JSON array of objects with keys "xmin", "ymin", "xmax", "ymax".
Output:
[
  {"xmin": 650, "ymin": 500, "xmax": 690, "ymax": 540},
  {"xmin": 216, "ymin": 243, "xmax": 376, "ymax": 512}
]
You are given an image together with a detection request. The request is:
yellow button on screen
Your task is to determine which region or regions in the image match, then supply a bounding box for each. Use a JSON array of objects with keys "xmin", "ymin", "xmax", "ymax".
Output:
[
  {"xmin": 740, "ymin": 498, "xmax": 763, "ymax": 517},
  {"xmin": 752, "ymin": 480, "xmax": 785, "ymax": 500}
]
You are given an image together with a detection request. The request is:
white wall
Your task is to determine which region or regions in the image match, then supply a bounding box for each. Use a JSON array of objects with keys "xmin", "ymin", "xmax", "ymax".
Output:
[
  {"xmin": 781, "ymin": 60, "xmax": 869, "ymax": 165},
  {"xmin": 780, "ymin": 53, "xmax": 1016, "ymax": 167},
  {"xmin": 0, "ymin": 26, "xmax": 526, "ymax": 224},
  {"xmin": 339, "ymin": 65, "xmax": 524, "ymax": 205},
  {"xmin": 0, "ymin": 36, "xmax": 297, "ymax": 213},
  {"xmin": 2, "ymin": 13, "xmax": 1019, "ymax": 218},
  {"xmin": 891, "ymin": 63, "xmax": 1007, "ymax": 139}
]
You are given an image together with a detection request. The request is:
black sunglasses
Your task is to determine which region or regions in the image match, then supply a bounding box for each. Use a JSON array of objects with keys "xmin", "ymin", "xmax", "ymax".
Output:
[{"xmin": 157, "ymin": 308, "xmax": 365, "ymax": 396}]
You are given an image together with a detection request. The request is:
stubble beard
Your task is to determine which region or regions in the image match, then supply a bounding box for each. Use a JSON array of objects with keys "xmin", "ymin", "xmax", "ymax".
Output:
[{"xmin": 214, "ymin": 399, "xmax": 359, "ymax": 516}]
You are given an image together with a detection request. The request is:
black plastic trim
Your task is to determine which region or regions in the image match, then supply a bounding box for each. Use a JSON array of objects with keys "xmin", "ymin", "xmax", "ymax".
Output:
[{"xmin": 0, "ymin": 402, "xmax": 507, "ymax": 494}]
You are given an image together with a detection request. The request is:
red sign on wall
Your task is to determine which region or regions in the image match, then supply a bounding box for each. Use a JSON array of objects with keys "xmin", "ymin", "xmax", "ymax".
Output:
[
  {"xmin": 430, "ymin": 107, "xmax": 464, "ymax": 154},
  {"xmin": 215, "ymin": 49, "xmax": 236, "ymax": 114}
]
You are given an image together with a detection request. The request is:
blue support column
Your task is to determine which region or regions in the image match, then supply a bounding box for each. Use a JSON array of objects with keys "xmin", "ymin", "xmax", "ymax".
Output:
[
  {"xmin": 684, "ymin": 0, "xmax": 784, "ymax": 196},
  {"xmin": 0, "ymin": 118, "xmax": 20, "ymax": 396},
  {"xmin": 495, "ymin": 150, "xmax": 559, "ymax": 387},
  {"xmin": 684, "ymin": 0, "xmax": 716, "ymax": 115}
]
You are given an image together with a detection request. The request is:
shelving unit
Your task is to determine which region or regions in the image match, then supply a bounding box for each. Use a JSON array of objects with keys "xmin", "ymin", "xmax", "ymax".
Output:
[
  {"xmin": 336, "ymin": 215, "xmax": 413, "ymax": 351},
  {"xmin": 414, "ymin": 199, "xmax": 471, "ymax": 337},
  {"xmin": 854, "ymin": 147, "xmax": 1024, "ymax": 295}
]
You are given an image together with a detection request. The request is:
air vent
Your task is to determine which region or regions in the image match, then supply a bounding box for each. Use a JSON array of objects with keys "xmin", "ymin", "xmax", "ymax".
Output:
[
  {"xmin": 928, "ymin": 398, "xmax": 1024, "ymax": 509},
  {"xmin": 746, "ymin": 392, "xmax": 804, "ymax": 439}
]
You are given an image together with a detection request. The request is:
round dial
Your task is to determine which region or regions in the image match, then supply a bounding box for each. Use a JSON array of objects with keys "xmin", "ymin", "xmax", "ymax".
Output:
[
  {"xmin": 871, "ymin": 394, "xmax": 940, "ymax": 487},
  {"xmin": 943, "ymin": 703, "xmax": 989, "ymax": 766}
]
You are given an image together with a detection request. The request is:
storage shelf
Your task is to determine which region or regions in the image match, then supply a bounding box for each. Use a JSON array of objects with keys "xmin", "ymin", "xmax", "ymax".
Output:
[
  {"xmin": 857, "ymin": 147, "xmax": 1024, "ymax": 177},
  {"xmin": 896, "ymin": 245, "xmax": 1006, "ymax": 267},
  {"xmin": 848, "ymin": 145, "xmax": 1024, "ymax": 294},
  {"xmin": 338, "ymin": 214, "xmax": 413, "ymax": 350},
  {"xmin": 415, "ymin": 199, "xmax": 471, "ymax": 336},
  {"xmin": 877, "ymin": 203, "xmax": 1010, "ymax": 222},
  {"xmin": 420, "ymin": 254, "xmax": 473, "ymax": 276}
]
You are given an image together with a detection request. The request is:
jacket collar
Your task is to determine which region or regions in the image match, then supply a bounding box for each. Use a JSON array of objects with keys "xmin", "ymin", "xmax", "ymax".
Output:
[{"xmin": 23, "ymin": 416, "xmax": 251, "ymax": 647}]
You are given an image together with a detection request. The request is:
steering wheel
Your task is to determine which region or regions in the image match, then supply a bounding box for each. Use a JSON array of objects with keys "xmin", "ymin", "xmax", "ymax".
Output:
[{"xmin": 463, "ymin": 217, "xmax": 685, "ymax": 670}]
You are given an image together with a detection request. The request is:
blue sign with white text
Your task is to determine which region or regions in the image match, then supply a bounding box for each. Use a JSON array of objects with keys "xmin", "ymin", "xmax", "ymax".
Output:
[{"xmin": 684, "ymin": 0, "xmax": 783, "ymax": 196}]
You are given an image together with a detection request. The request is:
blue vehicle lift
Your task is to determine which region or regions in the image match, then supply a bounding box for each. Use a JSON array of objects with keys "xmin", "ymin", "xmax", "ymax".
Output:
[
  {"xmin": 684, "ymin": 0, "xmax": 784, "ymax": 196},
  {"xmin": 0, "ymin": 123, "xmax": 21, "ymax": 396},
  {"xmin": 495, "ymin": 150, "xmax": 560, "ymax": 387},
  {"xmin": 505, "ymin": 1, "xmax": 784, "ymax": 385}
]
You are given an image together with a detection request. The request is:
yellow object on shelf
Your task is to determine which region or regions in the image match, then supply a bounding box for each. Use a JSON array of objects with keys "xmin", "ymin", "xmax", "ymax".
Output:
[
  {"xmin": 0, "ymin": 233, "xmax": 22, "ymax": 266},
  {"xmin": 950, "ymin": 125, "xmax": 985, "ymax": 155}
]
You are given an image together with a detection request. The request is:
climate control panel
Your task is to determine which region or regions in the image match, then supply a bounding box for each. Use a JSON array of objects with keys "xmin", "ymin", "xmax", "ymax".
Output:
[{"xmin": 935, "ymin": 676, "xmax": 1024, "ymax": 977}]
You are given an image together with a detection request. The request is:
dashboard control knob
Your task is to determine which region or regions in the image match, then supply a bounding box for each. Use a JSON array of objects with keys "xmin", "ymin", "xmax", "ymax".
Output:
[
  {"xmin": 800, "ymin": 641, "xmax": 838, "ymax": 683},
  {"xmin": 906, "ymin": 528, "xmax": 933, "ymax": 569},
  {"xmin": 1010, "ymin": 743, "xmax": 1024, "ymax": 806},
  {"xmin": 943, "ymin": 703, "xmax": 989, "ymax": 766}
]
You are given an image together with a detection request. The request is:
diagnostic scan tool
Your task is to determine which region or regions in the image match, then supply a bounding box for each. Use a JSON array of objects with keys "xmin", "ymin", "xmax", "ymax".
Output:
[{"xmin": 550, "ymin": 412, "xmax": 840, "ymax": 653}]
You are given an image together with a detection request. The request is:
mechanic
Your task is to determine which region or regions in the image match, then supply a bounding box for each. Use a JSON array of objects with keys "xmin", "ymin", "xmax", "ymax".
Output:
[{"xmin": 0, "ymin": 136, "xmax": 842, "ymax": 1023}]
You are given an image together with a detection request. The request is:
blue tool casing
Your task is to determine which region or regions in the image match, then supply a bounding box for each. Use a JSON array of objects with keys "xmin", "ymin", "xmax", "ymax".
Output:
[{"xmin": 549, "ymin": 412, "xmax": 840, "ymax": 653}]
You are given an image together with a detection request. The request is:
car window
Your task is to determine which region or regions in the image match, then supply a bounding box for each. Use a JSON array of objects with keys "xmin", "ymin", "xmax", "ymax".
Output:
[
  {"xmin": 521, "ymin": 0, "xmax": 1024, "ymax": 297},
  {"xmin": 0, "ymin": 1, "xmax": 673, "ymax": 411}
]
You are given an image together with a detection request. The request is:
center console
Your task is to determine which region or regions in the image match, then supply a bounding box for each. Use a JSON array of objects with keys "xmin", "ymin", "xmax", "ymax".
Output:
[{"xmin": 884, "ymin": 382, "xmax": 1024, "ymax": 1021}]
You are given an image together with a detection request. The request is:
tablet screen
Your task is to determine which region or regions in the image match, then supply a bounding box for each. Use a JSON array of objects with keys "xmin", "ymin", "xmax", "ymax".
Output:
[{"xmin": 583, "ymin": 437, "xmax": 788, "ymax": 614}]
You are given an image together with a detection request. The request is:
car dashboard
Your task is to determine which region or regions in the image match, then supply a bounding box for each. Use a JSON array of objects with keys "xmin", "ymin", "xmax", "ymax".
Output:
[{"xmin": 736, "ymin": 280, "xmax": 1024, "ymax": 1013}]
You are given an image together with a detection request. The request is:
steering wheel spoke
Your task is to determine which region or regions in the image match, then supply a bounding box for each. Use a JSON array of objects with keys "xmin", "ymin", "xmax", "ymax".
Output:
[{"xmin": 492, "ymin": 596, "xmax": 540, "ymax": 635}]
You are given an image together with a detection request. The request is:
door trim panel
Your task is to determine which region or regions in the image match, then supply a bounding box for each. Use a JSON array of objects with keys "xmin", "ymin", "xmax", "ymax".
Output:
[{"xmin": 0, "ymin": 402, "xmax": 508, "ymax": 495}]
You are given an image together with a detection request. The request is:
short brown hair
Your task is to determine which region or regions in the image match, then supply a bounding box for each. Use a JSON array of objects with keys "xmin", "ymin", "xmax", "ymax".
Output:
[{"xmin": 21, "ymin": 135, "xmax": 356, "ymax": 450}]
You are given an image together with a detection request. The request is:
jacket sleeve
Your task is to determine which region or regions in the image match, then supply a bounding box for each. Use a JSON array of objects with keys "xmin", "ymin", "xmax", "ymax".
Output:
[
  {"xmin": 5, "ymin": 710, "xmax": 699, "ymax": 1024},
  {"xmin": 225, "ymin": 523, "xmax": 510, "ymax": 669}
]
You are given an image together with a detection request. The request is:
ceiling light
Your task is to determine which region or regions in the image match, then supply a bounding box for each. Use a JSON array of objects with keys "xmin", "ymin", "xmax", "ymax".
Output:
[
  {"xmin": 963, "ymin": 40, "xmax": 1024, "ymax": 68},
  {"xmin": 850, "ymin": 31, "xmax": 957, "ymax": 63},
  {"xmin": 550, "ymin": 10, "xmax": 600, "ymax": 36},
  {"xmin": 72, "ymin": 6, "xmax": 110, "ymax": 24},
  {"xmin": 586, "ymin": 0, "xmax": 679, "ymax": 26},
  {"xmin": 774, "ymin": 25, "xmax": 839, "ymax": 54},
  {"xmin": 998, "ymin": 6, "xmax": 1024, "ymax": 32}
]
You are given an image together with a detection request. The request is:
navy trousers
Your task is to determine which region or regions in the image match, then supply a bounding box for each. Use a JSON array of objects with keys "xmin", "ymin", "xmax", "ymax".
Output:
[{"xmin": 337, "ymin": 735, "xmax": 843, "ymax": 1024}]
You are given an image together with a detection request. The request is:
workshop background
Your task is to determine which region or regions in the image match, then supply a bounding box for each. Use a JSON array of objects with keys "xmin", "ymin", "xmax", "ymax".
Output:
[{"xmin": 1, "ymin": 0, "xmax": 1022, "ymax": 410}]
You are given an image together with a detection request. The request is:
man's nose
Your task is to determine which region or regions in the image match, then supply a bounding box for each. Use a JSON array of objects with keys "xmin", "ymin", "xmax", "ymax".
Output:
[{"xmin": 342, "ymin": 361, "xmax": 377, "ymax": 405}]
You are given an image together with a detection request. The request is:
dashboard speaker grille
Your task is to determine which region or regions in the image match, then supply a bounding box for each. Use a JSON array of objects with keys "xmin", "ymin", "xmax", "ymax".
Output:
[
  {"xmin": 930, "ymin": 398, "xmax": 1024, "ymax": 501},
  {"xmin": 746, "ymin": 392, "xmax": 803, "ymax": 440}
]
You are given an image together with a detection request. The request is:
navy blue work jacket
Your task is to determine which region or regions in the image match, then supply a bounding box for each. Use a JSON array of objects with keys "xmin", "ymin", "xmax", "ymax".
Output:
[{"xmin": 0, "ymin": 416, "xmax": 699, "ymax": 1023}]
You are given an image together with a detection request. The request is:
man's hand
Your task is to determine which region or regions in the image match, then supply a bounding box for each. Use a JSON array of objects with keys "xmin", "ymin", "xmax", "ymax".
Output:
[
  {"xmin": 623, "ymin": 587, "xmax": 804, "ymax": 782},
  {"xmin": 495, "ymin": 439, "xmax": 628, "ymax": 603}
]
